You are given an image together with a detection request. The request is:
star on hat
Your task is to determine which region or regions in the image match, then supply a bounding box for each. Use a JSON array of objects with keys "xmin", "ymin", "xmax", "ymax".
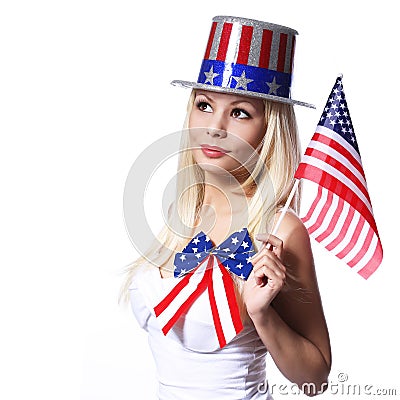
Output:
[
  {"xmin": 266, "ymin": 77, "xmax": 281, "ymax": 95},
  {"xmin": 204, "ymin": 65, "xmax": 219, "ymax": 85},
  {"xmin": 232, "ymin": 71, "xmax": 253, "ymax": 90}
]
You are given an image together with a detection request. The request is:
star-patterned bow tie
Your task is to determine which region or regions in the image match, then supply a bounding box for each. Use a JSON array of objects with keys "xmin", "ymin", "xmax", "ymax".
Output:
[{"xmin": 154, "ymin": 228, "xmax": 255, "ymax": 348}]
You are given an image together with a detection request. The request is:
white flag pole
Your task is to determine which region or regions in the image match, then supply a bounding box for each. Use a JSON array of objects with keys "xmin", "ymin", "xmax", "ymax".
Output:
[
  {"xmin": 264, "ymin": 179, "xmax": 300, "ymax": 250},
  {"xmin": 272, "ymin": 179, "xmax": 300, "ymax": 236}
]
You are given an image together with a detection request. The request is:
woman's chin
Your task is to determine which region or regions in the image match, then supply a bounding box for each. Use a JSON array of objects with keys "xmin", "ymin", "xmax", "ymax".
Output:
[{"xmin": 196, "ymin": 161, "xmax": 233, "ymax": 176}]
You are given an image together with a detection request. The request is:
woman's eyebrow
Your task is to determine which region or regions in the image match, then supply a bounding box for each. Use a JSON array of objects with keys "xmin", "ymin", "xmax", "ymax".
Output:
[
  {"xmin": 230, "ymin": 100, "xmax": 255, "ymax": 106},
  {"xmin": 195, "ymin": 92, "xmax": 214, "ymax": 102},
  {"xmin": 195, "ymin": 92, "xmax": 258, "ymax": 109},
  {"xmin": 229, "ymin": 100, "xmax": 259, "ymax": 111}
]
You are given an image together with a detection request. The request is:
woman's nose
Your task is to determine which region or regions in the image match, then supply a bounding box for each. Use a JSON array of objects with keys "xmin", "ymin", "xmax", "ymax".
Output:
[
  {"xmin": 207, "ymin": 128, "xmax": 227, "ymax": 138},
  {"xmin": 207, "ymin": 113, "xmax": 228, "ymax": 138}
]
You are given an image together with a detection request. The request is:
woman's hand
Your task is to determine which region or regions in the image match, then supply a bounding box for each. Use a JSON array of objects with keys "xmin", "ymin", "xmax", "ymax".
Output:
[
  {"xmin": 243, "ymin": 233, "xmax": 286, "ymax": 318},
  {"xmin": 243, "ymin": 215, "xmax": 331, "ymax": 390}
]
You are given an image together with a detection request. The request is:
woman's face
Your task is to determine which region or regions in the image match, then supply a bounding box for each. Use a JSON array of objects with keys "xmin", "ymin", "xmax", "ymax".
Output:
[{"xmin": 188, "ymin": 90, "xmax": 266, "ymax": 178}]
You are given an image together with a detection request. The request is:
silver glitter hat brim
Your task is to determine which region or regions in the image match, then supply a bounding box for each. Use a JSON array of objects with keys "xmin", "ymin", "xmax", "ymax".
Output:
[{"xmin": 171, "ymin": 80, "xmax": 315, "ymax": 109}]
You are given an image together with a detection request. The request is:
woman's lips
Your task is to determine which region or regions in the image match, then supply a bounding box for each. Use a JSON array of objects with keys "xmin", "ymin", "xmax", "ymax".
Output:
[{"xmin": 200, "ymin": 144, "xmax": 230, "ymax": 158}]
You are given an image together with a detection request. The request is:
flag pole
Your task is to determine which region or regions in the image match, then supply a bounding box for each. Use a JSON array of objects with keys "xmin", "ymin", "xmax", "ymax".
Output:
[
  {"xmin": 263, "ymin": 179, "xmax": 300, "ymax": 251},
  {"xmin": 271, "ymin": 179, "xmax": 300, "ymax": 236}
]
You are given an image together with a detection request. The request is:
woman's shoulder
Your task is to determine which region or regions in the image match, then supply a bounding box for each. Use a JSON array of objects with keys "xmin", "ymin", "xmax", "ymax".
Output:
[
  {"xmin": 274, "ymin": 209, "xmax": 310, "ymax": 243},
  {"xmin": 277, "ymin": 209, "xmax": 311, "ymax": 252}
]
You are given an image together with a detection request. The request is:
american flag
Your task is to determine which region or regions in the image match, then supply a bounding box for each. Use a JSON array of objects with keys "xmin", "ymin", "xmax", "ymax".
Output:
[{"xmin": 294, "ymin": 76, "xmax": 383, "ymax": 279}]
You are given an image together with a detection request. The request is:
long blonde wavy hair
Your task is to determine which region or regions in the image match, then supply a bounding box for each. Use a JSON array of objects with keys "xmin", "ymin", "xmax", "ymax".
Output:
[{"xmin": 119, "ymin": 90, "xmax": 302, "ymax": 314}]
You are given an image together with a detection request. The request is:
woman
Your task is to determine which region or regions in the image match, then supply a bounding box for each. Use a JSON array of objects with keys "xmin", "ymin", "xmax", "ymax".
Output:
[{"xmin": 121, "ymin": 16, "xmax": 331, "ymax": 399}]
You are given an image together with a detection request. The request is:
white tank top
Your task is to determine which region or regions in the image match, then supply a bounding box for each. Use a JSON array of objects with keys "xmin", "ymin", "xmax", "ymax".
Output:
[{"xmin": 129, "ymin": 263, "xmax": 274, "ymax": 399}]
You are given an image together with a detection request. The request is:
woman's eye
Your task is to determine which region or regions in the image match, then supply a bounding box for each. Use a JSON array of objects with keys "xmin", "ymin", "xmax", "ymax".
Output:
[
  {"xmin": 197, "ymin": 101, "xmax": 212, "ymax": 113},
  {"xmin": 231, "ymin": 108, "xmax": 250, "ymax": 119}
]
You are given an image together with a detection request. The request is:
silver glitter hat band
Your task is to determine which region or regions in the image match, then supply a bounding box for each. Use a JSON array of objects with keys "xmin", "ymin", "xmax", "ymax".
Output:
[{"xmin": 171, "ymin": 15, "xmax": 315, "ymax": 109}]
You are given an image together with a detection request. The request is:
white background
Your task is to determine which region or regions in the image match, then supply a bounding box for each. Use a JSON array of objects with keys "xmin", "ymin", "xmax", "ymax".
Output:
[{"xmin": 0, "ymin": 0, "xmax": 398, "ymax": 399}]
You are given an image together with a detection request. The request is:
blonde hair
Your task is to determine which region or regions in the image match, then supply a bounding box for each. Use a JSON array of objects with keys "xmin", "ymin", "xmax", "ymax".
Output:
[{"xmin": 119, "ymin": 90, "xmax": 302, "ymax": 314}]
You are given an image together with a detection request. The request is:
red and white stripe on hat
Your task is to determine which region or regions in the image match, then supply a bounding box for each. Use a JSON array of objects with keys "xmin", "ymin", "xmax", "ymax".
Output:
[{"xmin": 203, "ymin": 17, "xmax": 296, "ymax": 75}]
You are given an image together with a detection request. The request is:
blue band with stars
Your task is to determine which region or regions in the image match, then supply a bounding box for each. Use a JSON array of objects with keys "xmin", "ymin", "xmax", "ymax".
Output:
[{"xmin": 197, "ymin": 59, "xmax": 292, "ymax": 99}]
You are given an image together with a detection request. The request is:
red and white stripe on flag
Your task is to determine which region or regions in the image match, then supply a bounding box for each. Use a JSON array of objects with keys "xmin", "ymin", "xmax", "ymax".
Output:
[{"xmin": 295, "ymin": 123, "xmax": 383, "ymax": 279}]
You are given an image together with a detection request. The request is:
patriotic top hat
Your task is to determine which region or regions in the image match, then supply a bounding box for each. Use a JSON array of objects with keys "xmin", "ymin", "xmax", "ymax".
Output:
[{"xmin": 172, "ymin": 16, "xmax": 315, "ymax": 108}]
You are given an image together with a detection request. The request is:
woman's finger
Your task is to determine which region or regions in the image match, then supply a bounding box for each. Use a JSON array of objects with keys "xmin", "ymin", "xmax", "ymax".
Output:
[
  {"xmin": 253, "ymin": 256, "xmax": 286, "ymax": 280},
  {"xmin": 250, "ymin": 244, "xmax": 284, "ymax": 268},
  {"xmin": 255, "ymin": 233, "xmax": 283, "ymax": 257},
  {"xmin": 255, "ymin": 233, "xmax": 283, "ymax": 258},
  {"xmin": 253, "ymin": 264, "xmax": 285, "ymax": 288},
  {"xmin": 251, "ymin": 247, "xmax": 273, "ymax": 264}
]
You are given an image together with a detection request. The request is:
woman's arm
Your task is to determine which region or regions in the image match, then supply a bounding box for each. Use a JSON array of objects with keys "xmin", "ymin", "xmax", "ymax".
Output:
[{"xmin": 243, "ymin": 211, "xmax": 331, "ymax": 396}]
